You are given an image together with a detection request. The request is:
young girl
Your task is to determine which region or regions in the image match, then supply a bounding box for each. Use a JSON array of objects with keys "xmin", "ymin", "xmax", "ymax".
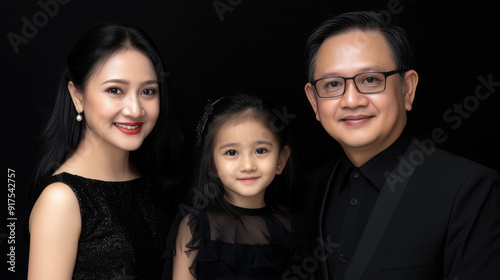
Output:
[
  {"xmin": 24, "ymin": 24, "xmax": 181, "ymax": 279},
  {"xmin": 162, "ymin": 93, "xmax": 308, "ymax": 279}
]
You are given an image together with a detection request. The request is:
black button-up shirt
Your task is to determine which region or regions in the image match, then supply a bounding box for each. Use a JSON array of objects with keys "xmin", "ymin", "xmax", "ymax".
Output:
[{"xmin": 322, "ymin": 129, "xmax": 413, "ymax": 279}]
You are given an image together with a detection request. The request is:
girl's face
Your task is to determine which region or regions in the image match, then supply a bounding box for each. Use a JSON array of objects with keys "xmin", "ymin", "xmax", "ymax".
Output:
[
  {"xmin": 70, "ymin": 49, "xmax": 160, "ymax": 152},
  {"xmin": 212, "ymin": 117, "xmax": 289, "ymax": 208}
]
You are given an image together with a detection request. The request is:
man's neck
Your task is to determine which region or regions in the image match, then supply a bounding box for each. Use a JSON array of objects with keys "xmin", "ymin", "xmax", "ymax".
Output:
[{"xmin": 342, "ymin": 129, "xmax": 406, "ymax": 168}]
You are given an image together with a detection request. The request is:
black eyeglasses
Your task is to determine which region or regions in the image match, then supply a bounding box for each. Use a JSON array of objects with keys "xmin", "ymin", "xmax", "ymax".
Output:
[{"xmin": 311, "ymin": 70, "xmax": 404, "ymax": 98}]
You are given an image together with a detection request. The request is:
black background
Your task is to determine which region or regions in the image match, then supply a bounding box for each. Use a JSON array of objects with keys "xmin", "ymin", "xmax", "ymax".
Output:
[{"xmin": 2, "ymin": 0, "xmax": 499, "ymax": 278}]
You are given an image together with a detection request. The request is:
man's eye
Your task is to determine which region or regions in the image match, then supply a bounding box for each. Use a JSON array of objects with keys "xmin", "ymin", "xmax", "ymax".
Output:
[
  {"xmin": 326, "ymin": 81, "xmax": 341, "ymax": 88},
  {"xmin": 361, "ymin": 75, "xmax": 384, "ymax": 84},
  {"xmin": 365, "ymin": 77, "xmax": 376, "ymax": 83}
]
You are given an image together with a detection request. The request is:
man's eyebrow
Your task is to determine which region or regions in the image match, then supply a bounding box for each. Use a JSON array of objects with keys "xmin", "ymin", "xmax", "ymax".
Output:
[{"xmin": 320, "ymin": 66, "xmax": 384, "ymax": 78}]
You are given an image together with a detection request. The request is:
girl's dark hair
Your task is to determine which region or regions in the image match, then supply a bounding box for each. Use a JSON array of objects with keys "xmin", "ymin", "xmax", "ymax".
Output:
[
  {"xmin": 192, "ymin": 93, "xmax": 295, "ymax": 213},
  {"xmin": 32, "ymin": 23, "xmax": 181, "ymax": 192},
  {"xmin": 305, "ymin": 11, "xmax": 413, "ymax": 82}
]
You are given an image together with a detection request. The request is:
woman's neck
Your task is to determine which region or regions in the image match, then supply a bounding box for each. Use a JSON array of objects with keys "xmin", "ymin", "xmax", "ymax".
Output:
[{"xmin": 55, "ymin": 133, "xmax": 138, "ymax": 181}]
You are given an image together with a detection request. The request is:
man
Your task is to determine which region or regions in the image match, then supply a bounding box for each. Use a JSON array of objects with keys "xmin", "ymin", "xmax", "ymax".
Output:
[{"xmin": 297, "ymin": 11, "xmax": 500, "ymax": 280}]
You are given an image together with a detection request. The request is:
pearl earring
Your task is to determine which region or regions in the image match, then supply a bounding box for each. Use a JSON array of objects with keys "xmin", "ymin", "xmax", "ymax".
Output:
[{"xmin": 76, "ymin": 112, "xmax": 83, "ymax": 122}]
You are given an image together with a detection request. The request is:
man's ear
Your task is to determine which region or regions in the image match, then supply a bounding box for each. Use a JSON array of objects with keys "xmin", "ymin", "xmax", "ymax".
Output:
[
  {"xmin": 276, "ymin": 146, "xmax": 291, "ymax": 175},
  {"xmin": 68, "ymin": 81, "xmax": 84, "ymax": 113},
  {"xmin": 305, "ymin": 83, "xmax": 320, "ymax": 121},
  {"xmin": 402, "ymin": 70, "xmax": 418, "ymax": 111}
]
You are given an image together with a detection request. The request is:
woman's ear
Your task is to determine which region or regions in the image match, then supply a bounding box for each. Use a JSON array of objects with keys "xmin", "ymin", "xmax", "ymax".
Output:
[
  {"xmin": 276, "ymin": 146, "xmax": 291, "ymax": 175},
  {"xmin": 68, "ymin": 81, "xmax": 84, "ymax": 113}
]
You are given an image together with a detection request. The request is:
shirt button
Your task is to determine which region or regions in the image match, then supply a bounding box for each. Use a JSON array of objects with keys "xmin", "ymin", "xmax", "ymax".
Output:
[
  {"xmin": 350, "ymin": 198, "xmax": 358, "ymax": 206},
  {"xmin": 352, "ymin": 170, "xmax": 361, "ymax": 179},
  {"xmin": 339, "ymin": 254, "xmax": 348, "ymax": 263}
]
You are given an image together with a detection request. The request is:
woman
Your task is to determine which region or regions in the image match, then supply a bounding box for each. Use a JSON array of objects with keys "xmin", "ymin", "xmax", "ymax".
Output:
[{"xmin": 24, "ymin": 24, "xmax": 181, "ymax": 279}]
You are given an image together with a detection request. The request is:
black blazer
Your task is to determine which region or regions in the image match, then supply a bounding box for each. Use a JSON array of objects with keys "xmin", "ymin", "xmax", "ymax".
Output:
[{"xmin": 296, "ymin": 139, "xmax": 500, "ymax": 280}]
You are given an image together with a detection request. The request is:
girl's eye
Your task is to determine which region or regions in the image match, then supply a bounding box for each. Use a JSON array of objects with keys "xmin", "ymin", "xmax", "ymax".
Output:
[
  {"xmin": 107, "ymin": 87, "xmax": 123, "ymax": 94},
  {"xmin": 225, "ymin": 150, "xmax": 238, "ymax": 156},
  {"xmin": 142, "ymin": 88, "xmax": 157, "ymax": 95},
  {"xmin": 255, "ymin": 148, "xmax": 268, "ymax": 154}
]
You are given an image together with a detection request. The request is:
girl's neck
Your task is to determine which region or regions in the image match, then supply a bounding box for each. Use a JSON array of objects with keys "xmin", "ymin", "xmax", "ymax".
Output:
[
  {"xmin": 224, "ymin": 194, "xmax": 266, "ymax": 209},
  {"xmin": 56, "ymin": 133, "xmax": 139, "ymax": 181}
]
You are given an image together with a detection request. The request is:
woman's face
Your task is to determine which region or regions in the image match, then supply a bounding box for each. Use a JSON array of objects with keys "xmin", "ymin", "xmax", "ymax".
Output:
[{"xmin": 71, "ymin": 49, "xmax": 160, "ymax": 152}]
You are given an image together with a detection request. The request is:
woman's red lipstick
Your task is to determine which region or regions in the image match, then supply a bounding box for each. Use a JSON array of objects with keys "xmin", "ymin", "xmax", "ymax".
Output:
[{"xmin": 114, "ymin": 122, "xmax": 143, "ymax": 135}]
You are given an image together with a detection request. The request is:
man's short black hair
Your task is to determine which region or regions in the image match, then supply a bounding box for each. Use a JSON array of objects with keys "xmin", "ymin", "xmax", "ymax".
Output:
[{"xmin": 305, "ymin": 11, "xmax": 412, "ymax": 82}]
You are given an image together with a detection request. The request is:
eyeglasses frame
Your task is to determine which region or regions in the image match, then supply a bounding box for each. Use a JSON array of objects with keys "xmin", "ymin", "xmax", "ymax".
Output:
[{"xmin": 311, "ymin": 69, "xmax": 405, "ymax": 98}]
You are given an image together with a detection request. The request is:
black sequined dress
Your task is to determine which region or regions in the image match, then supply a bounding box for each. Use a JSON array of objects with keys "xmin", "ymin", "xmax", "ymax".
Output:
[{"xmin": 24, "ymin": 172, "xmax": 175, "ymax": 280}]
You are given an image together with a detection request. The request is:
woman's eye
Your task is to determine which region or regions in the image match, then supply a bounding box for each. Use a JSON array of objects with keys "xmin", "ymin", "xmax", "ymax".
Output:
[
  {"xmin": 107, "ymin": 87, "xmax": 123, "ymax": 94},
  {"xmin": 255, "ymin": 148, "xmax": 267, "ymax": 154},
  {"xmin": 142, "ymin": 88, "xmax": 157, "ymax": 95},
  {"xmin": 225, "ymin": 150, "xmax": 238, "ymax": 156}
]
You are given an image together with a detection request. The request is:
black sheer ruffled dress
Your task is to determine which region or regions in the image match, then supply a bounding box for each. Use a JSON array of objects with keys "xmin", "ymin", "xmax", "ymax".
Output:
[
  {"xmin": 23, "ymin": 172, "xmax": 175, "ymax": 280},
  {"xmin": 161, "ymin": 204, "xmax": 309, "ymax": 280}
]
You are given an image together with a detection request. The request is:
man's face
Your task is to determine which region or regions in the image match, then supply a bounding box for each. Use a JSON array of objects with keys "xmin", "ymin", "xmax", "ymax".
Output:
[{"xmin": 305, "ymin": 29, "xmax": 417, "ymax": 165}]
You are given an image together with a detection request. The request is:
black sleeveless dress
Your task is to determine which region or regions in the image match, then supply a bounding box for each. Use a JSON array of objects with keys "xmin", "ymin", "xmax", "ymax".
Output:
[
  {"xmin": 24, "ymin": 172, "xmax": 175, "ymax": 279},
  {"xmin": 161, "ymin": 204, "xmax": 308, "ymax": 280}
]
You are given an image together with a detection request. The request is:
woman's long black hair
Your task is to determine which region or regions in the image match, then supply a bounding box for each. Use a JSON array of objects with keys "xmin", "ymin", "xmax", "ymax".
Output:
[
  {"xmin": 192, "ymin": 93, "xmax": 295, "ymax": 214},
  {"xmin": 32, "ymin": 23, "xmax": 181, "ymax": 193}
]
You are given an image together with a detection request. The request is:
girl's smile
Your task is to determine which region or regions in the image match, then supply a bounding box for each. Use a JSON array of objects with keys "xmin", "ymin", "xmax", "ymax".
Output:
[{"xmin": 237, "ymin": 176, "xmax": 261, "ymax": 184}]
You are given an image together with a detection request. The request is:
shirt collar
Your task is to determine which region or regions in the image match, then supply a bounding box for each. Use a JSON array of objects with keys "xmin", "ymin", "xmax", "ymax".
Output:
[{"xmin": 338, "ymin": 127, "xmax": 413, "ymax": 192}]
